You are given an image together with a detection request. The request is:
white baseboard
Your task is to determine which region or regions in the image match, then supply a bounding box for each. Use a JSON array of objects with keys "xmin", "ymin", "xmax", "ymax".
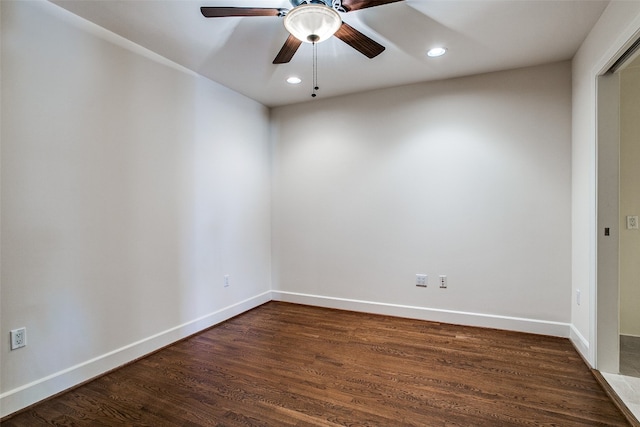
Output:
[
  {"xmin": 272, "ymin": 291, "xmax": 571, "ymax": 338},
  {"xmin": 1, "ymin": 290, "xmax": 575, "ymax": 418},
  {"xmin": 621, "ymin": 333, "xmax": 640, "ymax": 339},
  {"xmin": 0, "ymin": 291, "xmax": 271, "ymax": 418},
  {"xmin": 569, "ymin": 324, "xmax": 592, "ymax": 366}
]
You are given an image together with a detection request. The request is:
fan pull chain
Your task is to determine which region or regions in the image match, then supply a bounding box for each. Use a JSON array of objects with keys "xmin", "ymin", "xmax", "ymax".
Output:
[{"xmin": 312, "ymin": 42, "xmax": 319, "ymax": 98}]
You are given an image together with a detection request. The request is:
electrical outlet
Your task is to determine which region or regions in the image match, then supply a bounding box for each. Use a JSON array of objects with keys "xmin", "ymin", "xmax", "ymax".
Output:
[
  {"xmin": 576, "ymin": 289, "xmax": 581, "ymax": 306},
  {"xmin": 439, "ymin": 275, "xmax": 447, "ymax": 288},
  {"xmin": 224, "ymin": 275, "xmax": 230, "ymax": 288},
  {"xmin": 415, "ymin": 274, "xmax": 427, "ymax": 287},
  {"xmin": 627, "ymin": 216, "xmax": 639, "ymax": 230},
  {"xmin": 10, "ymin": 327, "xmax": 26, "ymax": 350}
]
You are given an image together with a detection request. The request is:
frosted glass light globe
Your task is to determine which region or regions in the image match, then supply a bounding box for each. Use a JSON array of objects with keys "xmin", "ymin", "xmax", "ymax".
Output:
[{"xmin": 284, "ymin": 4, "xmax": 342, "ymax": 43}]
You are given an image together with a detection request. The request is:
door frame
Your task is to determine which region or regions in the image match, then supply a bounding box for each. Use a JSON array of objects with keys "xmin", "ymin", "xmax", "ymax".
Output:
[
  {"xmin": 595, "ymin": 71, "xmax": 620, "ymax": 373},
  {"xmin": 594, "ymin": 26, "xmax": 640, "ymax": 373}
]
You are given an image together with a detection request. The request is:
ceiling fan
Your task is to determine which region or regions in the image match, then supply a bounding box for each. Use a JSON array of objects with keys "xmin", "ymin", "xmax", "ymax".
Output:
[{"xmin": 201, "ymin": 0, "xmax": 403, "ymax": 64}]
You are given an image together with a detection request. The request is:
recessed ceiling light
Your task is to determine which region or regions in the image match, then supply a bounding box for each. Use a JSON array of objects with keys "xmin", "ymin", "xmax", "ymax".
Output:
[
  {"xmin": 427, "ymin": 47, "xmax": 447, "ymax": 57},
  {"xmin": 287, "ymin": 76, "xmax": 302, "ymax": 84}
]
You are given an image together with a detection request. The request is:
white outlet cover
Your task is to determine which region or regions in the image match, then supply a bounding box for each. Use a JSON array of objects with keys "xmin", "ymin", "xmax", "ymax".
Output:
[
  {"xmin": 439, "ymin": 275, "xmax": 447, "ymax": 288},
  {"xmin": 10, "ymin": 327, "xmax": 26, "ymax": 350},
  {"xmin": 627, "ymin": 215, "xmax": 639, "ymax": 230}
]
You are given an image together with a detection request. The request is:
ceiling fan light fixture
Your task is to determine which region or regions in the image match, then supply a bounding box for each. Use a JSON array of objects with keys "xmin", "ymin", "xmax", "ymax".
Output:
[
  {"xmin": 284, "ymin": 4, "xmax": 342, "ymax": 43},
  {"xmin": 427, "ymin": 47, "xmax": 447, "ymax": 57}
]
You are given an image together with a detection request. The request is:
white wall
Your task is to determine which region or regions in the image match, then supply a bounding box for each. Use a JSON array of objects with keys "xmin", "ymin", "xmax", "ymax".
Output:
[
  {"xmin": 1, "ymin": 0, "xmax": 271, "ymax": 416},
  {"xmin": 571, "ymin": 1, "xmax": 640, "ymax": 366},
  {"xmin": 271, "ymin": 62, "xmax": 572, "ymax": 334},
  {"xmin": 620, "ymin": 63, "xmax": 640, "ymax": 338}
]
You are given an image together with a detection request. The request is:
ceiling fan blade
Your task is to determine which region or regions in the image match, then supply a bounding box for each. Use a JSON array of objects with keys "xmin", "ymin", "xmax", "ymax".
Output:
[
  {"xmin": 334, "ymin": 22, "xmax": 385, "ymax": 59},
  {"xmin": 200, "ymin": 7, "xmax": 283, "ymax": 18},
  {"xmin": 273, "ymin": 34, "xmax": 303, "ymax": 64},
  {"xmin": 340, "ymin": 0, "xmax": 403, "ymax": 12}
]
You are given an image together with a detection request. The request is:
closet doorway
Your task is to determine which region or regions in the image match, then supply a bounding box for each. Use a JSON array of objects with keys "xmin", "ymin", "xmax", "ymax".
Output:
[
  {"xmin": 596, "ymin": 37, "xmax": 640, "ymax": 422},
  {"xmin": 618, "ymin": 55, "xmax": 640, "ymax": 378}
]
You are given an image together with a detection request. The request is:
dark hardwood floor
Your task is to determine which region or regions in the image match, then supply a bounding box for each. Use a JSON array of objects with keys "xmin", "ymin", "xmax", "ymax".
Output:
[{"xmin": 3, "ymin": 302, "xmax": 629, "ymax": 426}]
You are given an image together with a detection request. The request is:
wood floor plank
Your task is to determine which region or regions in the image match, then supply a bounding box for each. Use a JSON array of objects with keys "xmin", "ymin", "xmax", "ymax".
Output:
[{"xmin": 2, "ymin": 302, "xmax": 629, "ymax": 426}]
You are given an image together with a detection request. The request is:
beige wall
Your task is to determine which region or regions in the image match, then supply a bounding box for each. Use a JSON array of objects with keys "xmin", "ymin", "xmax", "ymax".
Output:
[
  {"xmin": 620, "ymin": 60, "xmax": 640, "ymax": 337},
  {"xmin": 272, "ymin": 62, "xmax": 572, "ymax": 331},
  {"xmin": 1, "ymin": 0, "xmax": 272, "ymax": 416}
]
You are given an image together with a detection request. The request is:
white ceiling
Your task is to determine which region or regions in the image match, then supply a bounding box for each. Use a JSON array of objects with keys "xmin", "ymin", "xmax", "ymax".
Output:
[{"xmin": 50, "ymin": 0, "xmax": 609, "ymax": 107}]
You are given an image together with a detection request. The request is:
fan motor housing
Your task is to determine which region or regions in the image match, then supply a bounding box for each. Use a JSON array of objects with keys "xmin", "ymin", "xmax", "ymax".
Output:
[{"xmin": 290, "ymin": 0, "xmax": 334, "ymax": 8}]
